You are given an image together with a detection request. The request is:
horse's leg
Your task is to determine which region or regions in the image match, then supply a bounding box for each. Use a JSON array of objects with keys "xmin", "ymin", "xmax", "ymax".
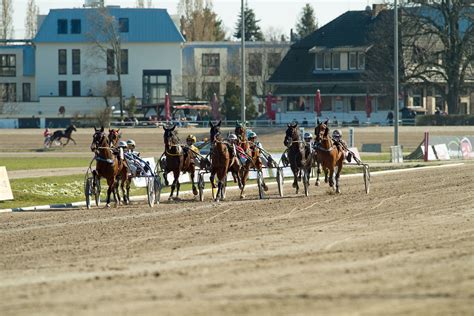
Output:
[
  {"xmin": 190, "ymin": 168, "xmax": 198, "ymax": 196},
  {"xmin": 114, "ymin": 176, "xmax": 121, "ymax": 206},
  {"xmin": 240, "ymin": 167, "xmax": 249, "ymax": 199},
  {"xmin": 106, "ymin": 177, "xmax": 115, "ymax": 208},
  {"xmin": 328, "ymin": 166, "xmax": 335, "ymax": 188},
  {"xmin": 315, "ymin": 162, "xmax": 321, "ymax": 186},
  {"xmin": 70, "ymin": 137, "xmax": 76, "ymax": 145}
]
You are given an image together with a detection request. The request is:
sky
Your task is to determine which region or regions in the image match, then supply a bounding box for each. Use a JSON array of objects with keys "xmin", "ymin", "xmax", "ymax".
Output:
[{"xmin": 13, "ymin": 0, "xmax": 378, "ymax": 39}]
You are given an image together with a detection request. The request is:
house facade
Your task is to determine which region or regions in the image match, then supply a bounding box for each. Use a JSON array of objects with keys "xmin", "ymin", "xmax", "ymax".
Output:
[{"xmin": 0, "ymin": 6, "xmax": 184, "ymax": 118}]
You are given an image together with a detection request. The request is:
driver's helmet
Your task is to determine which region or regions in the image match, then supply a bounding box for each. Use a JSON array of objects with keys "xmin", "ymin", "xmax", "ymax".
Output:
[
  {"xmin": 303, "ymin": 132, "xmax": 313, "ymax": 141},
  {"xmin": 228, "ymin": 133, "xmax": 238, "ymax": 142},
  {"xmin": 126, "ymin": 139, "xmax": 136, "ymax": 149},
  {"xmin": 248, "ymin": 131, "xmax": 257, "ymax": 140},
  {"xmin": 332, "ymin": 129, "xmax": 342, "ymax": 140},
  {"xmin": 186, "ymin": 134, "xmax": 197, "ymax": 143},
  {"xmin": 118, "ymin": 140, "xmax": 127, "ymax": 148}
]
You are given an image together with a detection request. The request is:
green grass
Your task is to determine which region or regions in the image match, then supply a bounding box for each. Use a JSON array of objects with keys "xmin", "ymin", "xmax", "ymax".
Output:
[{"xmin": 1, "ymin": 157, "xmax": 92, "ymax": 171}]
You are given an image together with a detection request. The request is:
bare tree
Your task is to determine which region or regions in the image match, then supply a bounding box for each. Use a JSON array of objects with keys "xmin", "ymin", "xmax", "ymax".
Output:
[
  {"xmin": 0, "ymin": 0, "xmax": 14, "ymax": 41},
  {"xmin": 136, "ymin": 0, "xmax": 144, "ymax": 8},
  {"xmin": 178, "ymin": 0, "xmax": 226, "ymax": 41},
  {"xmin": 147, "ymin": 0, "xmax": 152, "ymax": 8},
  {"xmin": 86, "ymin": 8, "xmax": 126, "ymax": 118},
  {"xmin": 25, "ymin": 0, "xmax": 39, "ymax": 39}
]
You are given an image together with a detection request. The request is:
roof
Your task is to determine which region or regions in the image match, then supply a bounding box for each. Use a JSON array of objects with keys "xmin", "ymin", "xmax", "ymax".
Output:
[
  {"xmin": 35, "ymin": 8, "xmax": 185, "ymax": 43},
  {"xmin": 268, "ymin": 10, "xmax": 388, "ymax": 84}
]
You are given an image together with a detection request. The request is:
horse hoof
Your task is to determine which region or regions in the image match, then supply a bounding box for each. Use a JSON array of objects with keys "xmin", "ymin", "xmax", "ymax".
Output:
[
  {"xmin": 263, "ymin": 184, "xmax": 268, "ymax": 192},
  {"xmin": 315, "ymin": 181, "xmax": 320, "ymax": 186},
  {"xmin": 292, "ymin": 183, "xmax": 297, "ymax": 188},
  {"xmin": 295, "ymin": 189, "xmax": 299, "ymax": 194},
  {"xmin": 336, "ymin": 188, "xmax": 341, "ymax": 194},
  {"xmin": 240, "ymin": 194, "xmax": 245, "ymax": 199},
  {"xmin": 105, "ymin": 204, "xmax": 111, "ymax": 208}
]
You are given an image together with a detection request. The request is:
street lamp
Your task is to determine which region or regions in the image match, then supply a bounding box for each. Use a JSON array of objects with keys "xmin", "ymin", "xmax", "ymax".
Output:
[{"xmin": 241, "ymin": 0, "xmax": 246, "ymax": 122}]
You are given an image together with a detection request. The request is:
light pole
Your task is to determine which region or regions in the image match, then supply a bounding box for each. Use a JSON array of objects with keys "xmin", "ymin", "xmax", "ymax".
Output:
[
  {"xmin": 240, "ymin": 0, "xmax": 246, "ymax": 122},
  {"xmin": 394, "ymin": 0, "xmax": 399, "ymax": 146}
]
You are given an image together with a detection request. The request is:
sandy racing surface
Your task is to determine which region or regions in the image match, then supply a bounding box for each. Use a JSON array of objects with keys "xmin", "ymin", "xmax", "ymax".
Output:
[{"xmin": 0, "ymin": 163, "xmax": 473, "ymax": 315}]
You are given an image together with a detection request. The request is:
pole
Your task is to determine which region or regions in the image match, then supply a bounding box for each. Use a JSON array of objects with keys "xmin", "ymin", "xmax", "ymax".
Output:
[
  {"xmin": 394, "ymin": 0, "xmax": 399, "ymax": 146},
  {"xmin": 240, "ymin": 0, "xmax": 246, "ymax": 122}
]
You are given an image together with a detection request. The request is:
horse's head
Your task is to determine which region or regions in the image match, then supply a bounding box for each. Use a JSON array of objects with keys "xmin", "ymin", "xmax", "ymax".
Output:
[
  {"xmin": 107, "ymin": 128, "xmax": 121, "ymax": 147},
  {"xmin": 314, "ymin": 119, "xmax": 329, "ymax": 143},
  {"xmin": 70, "ymin": 125, "xmax": 77, "ymax": 132},
  {"xmin": 163, "ymin": 124, "xmax": 178, "ymax": 147},
  {"xmin": 91, "ymin": 127, "xmax": 107, "ymax": 152},
  {"xmin": 284, "ymin": 122, "xmax": 299, "ymax": 147},
  {"xmin": 209, "ymin": 120, "xmax": 222, "ymax": 143}
]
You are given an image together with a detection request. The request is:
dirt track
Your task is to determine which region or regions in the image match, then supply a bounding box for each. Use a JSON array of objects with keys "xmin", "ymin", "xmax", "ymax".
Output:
[{"xmin": 0, "ymin": 163, "xmax": 473, "ymax": 315}]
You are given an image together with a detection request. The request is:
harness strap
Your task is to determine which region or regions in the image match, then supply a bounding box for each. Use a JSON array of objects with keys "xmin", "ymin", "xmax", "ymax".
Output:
[{"xmin": 95, "ymin": 156, "xmax": 114, "ymax": 164}]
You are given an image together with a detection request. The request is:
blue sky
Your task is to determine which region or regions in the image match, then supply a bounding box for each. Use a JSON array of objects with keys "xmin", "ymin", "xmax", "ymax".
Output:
[{"xmin": 14, "ymin": 0, "xmax": 377, "ymax": 39}]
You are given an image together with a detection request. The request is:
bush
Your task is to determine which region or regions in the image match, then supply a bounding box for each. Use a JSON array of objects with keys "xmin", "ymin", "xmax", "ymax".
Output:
[{"xmin": 416, "ymin": 114, "xmax": 474, "ymax": 126}]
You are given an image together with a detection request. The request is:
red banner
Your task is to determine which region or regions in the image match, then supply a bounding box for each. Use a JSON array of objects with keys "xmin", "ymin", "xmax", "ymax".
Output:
[
  {"xmin": 164, "ymin": 93, "xmax": 171, "ymax": 121},
  {"xmin": 315, "ymin": 90, "xmax": 322, "ymax": 117}
]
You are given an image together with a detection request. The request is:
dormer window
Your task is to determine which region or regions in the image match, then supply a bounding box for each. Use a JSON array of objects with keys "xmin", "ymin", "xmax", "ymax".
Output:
[
  {"xmin": 58, "ymin": 19, "xmax": 68, "ymax": 34},
  {"xmin": 71, "ymin": 19, "xmax": 81, "ymax": 34},
  {"xmin": 315, "ymin": 53, "xmax": 323, "ymax": 70},
  {"xmin": 349, "ymin": 52, "xmax": 357, "ymax": 69},
  {"xmin": 358, "ymin": 53, "xmax": 365, "ymax": 69},
  {"xmin": 324, "ymin": 53, "xmax": 331, "ymax": 70},
  {"xmin": 332, "ymin": 53, "xmax": 340, "ymax": 70},
  {"xmin": 119, "ymin": 18, "xmax": 129, "ymax": 33}
]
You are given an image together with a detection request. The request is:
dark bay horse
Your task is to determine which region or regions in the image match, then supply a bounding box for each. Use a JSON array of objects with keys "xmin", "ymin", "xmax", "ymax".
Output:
[
  {"xmin": 314, "ymin": 120, "xmax": 344, "ymax": 193},
  {"xmin": 163, "ymin": 124, "xmax": 197, "ymax": 200},
  {"xmin": 209, "ymin": 121, "xmax": 230, "ymax": 202},
  {"xmin": 51, "ymin": 125, "xmax": 77, "ymax": 146},
  {"xmin": 234, "ymin": 123, "xmax": 266, "ymax": 198},
  {"xmin": 284, "ymin": 123, "xmax": 311, "ymax": 194},
  {"xmin": 90, "ymin": 127, "xmax": 125, "ymax": 207},
  {"xmin": 107, "ymin": 128, "xmax": 130, "ymax": 204}
]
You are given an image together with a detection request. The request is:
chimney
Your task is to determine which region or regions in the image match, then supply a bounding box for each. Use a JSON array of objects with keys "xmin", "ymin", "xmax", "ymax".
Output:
[{"xmin": 372, "ymin": 3, "xmax": 387, "ymax": 18}]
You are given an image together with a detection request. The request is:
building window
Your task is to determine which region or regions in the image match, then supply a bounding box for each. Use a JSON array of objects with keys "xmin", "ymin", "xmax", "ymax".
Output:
[
  {"xmin": 358, "ymin": 53, "xmax": 365, "ymax": 69},
  {"xmin": 248, "ymin": 53, "xmax": 262, "ymax": 76},
  {"xmin": 58, "ymin": 19, "xmax": 68, "ymax": 34},
  {"xmin": 58, "ymin": 81, "xmax": 67, "ymax": 96},
  {"xmin": 106, "ymin": 80, "xmax": 120, "ymax": 96},
  {"xmin": 107, "ymin": 49, "xmax": 114, "ymax": 74},
  {"xmin": 315, "ymin": 53, "xmax": 323, "ymax": 70},
  {"xmin": 72, "ymin": 81, "xmax": 81, "ymax": 96},
  {"xmin": 202, "ymin": 82, "xmax": 219, "ymax": 100},
  {"xmin": 58, "ymin": 49, "xmax": 67, "ymax": 75},
  {"xmin": 324, "ymin": 53, "xmax": 331, "ymax": 70},
  {"xmin": 72, "ymin": 49, "xmax": 80, "ymax": 75},
  {"xmin": 332, "ymin": 53, "xmax": 340, "ymax": 70},
  {"xmin": 0, "ymin": 54, "xmax": 16, "ymax": 77},
  {"xmin": 187, "ymin": 82, "xmax": 196, "ymax": 99},
  {"xmin": 119, "ymin": 18, "xmax": 129, "ymax": 33},
  {"xmin": 248, "ymin": 82, "xmax": 257, "ymax": 96},
  {"xmin": 71, "ymin": 19, "xmax": 81, "ymax": 34},
  {"xmin": 22, "ymin": 83, "xmax": 31, "ymax": 101},
  {"xmin": 121, "ymin": 49, "xmax": 128, "ymax": 75},
  {"xmin": 0, "ymin": 83, "xmax": 16, "ymax": 101},
  {"xmin": 202, "ymin": 53, "xmax": 220, "ymax": 76},
  {"xmin": 267, "ymin": 53, "xmax": 280, "ymax": 74},
  {"xmin": 412, "ymin": 87, "xmax": 423, "ymax": 107},
  {"xmin": 349, "ymin": 52, "xmax": 357, "ymax": 70}
]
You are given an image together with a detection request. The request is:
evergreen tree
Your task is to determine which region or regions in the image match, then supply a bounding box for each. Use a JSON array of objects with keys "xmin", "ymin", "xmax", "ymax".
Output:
[
  {"xmin": 234, "ymin": 4, "xmax": 264, "ymax": 41},
  {"xmin": 296, "ymin": 3, "xmax": 317, "ymax": 38},
  {"xmin": 222, "ymin": 82, "xmax": 257, "ymax": 120}
]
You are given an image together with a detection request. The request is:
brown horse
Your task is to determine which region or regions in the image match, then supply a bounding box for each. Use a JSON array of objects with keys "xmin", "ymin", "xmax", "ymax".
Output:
[
  {"xmin": 107, "ymin": 128, "xmax": 130, "ymax": 204},
  {"xmin": 314, "ymin": 120, "xmax": 344, "ymax": 193},
  {"xmin": 209, "ymin": 121, "xmax": 230, "ymax": 202},
  {"xmin": 90, "ymin": 127, "xmax": 122, "ymax": 207},
  {"xmin": 235, "ymin": 123, "xmax": 267, "ymax": 198},
  {"xmin": 162, "ymin": 124, "xmax": 197, "ymax": 200},
  {"xmin": 284, "ymin": 122, "xmax": 311, "ymax": 194}
]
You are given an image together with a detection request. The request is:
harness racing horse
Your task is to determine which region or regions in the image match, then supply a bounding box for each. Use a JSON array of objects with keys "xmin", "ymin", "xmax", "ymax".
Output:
[
  {"xmin": 284, "ymin": 123, "xmax": 311, "ymax": 194},
  {"xmin": 107, "ymin": 128, "xmax": 130, "ymax": 205},
  {"xmin": 162, "ymin": 124, "xmax": 197, "ymax": 200},
  {"xmin": 234, "ymin": 122, "xmax": 267, "ymax": 198},
  {"xmin": 90, "ymin": 127, "xmax": 126, "ymax": 207},
  {"xmin": 50, "ymin": 125, "xmax": 77, "ymax": 146},
  {"xmin": 314, "ymin": 120, "xmax": 345, "ymax": 193},
  {"xmin": 209, "ymin": 121, "xmax": 230, "ymax": 202}
]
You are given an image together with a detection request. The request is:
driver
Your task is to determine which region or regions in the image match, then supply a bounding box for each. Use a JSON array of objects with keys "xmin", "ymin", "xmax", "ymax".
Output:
[
  {"xmin": 247, "ymin": 131, "xmax": 268, "ymax": 191},
  {"xmin": 186, "ymin": 134, "xmax": 200, "ymax": 155},
  {"xmin": 331, "ymin": 129, "xmax": 352, "ymax": 162},
  {"xmin": 303, "ymin": 132, "xmax": 313, "ymax": 158}
]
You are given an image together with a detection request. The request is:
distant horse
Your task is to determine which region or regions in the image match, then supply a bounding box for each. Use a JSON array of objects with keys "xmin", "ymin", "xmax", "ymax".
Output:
[
  {"xmin": 90, "ymin": 127, "xmax": 125, "ymax": 207},
  {"xmin": 209, "ymin": 121, "xmax": 230, "ymax": 202},
  {"xmin": 234, "ymin": 122, "xmax": 266, "ymax": 198},
  {"xmin": 163, "ymin": 124, "xmax": 197, "ymax": 200},
  {"xmin": 107, "ymin": 128, "xmax": 130, "ymax": 205},
  {"xmin": 314, "ymin": 119, "xmax": 344, "ymax": 193},
  {"xmin": 50, "ymin": 125, "xmax": 77, "ymax": 146},
  {"xmin": 284, "ymin": 122, "xmax": 311, "ymax": 194}
]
